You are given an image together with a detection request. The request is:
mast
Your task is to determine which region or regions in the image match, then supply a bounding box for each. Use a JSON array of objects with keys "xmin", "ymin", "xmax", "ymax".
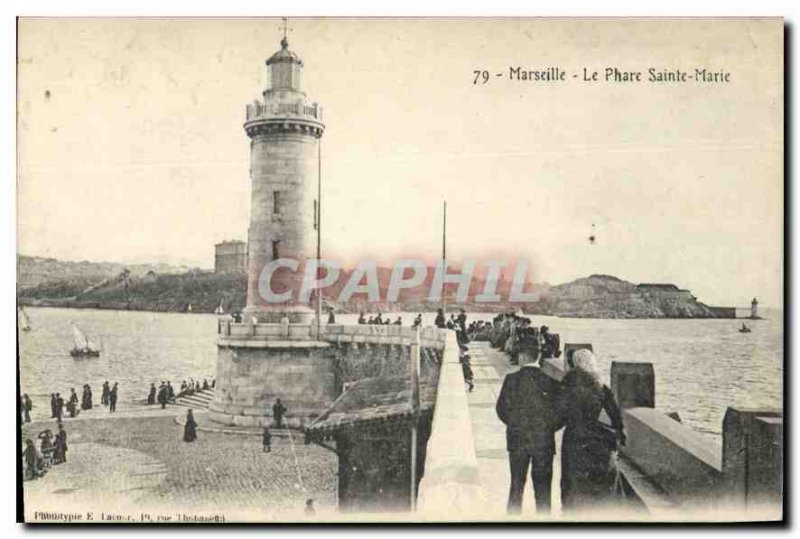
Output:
[
  {"xmin": 442, "ymin": 201, "xmax": 447, "ymax": 315},
  {"xmin": 316, "ymin": 136, "xmax": 323, "ymax": 337}
]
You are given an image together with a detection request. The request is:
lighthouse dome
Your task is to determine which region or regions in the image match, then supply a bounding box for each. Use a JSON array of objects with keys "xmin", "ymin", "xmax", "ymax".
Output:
[{"xmin": 266, "ymin": 37, "xmax": 303, "ymax": 66}]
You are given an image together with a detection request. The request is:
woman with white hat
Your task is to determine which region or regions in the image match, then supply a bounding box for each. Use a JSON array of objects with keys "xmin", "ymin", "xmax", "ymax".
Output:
[{"xmin": 559, "ymin": 349, "xmax": 625, "ymax": 512}]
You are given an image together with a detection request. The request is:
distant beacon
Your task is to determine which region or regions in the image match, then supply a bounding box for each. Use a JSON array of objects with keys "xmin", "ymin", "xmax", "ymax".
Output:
[{"xmin": 242, "ymin": 36, "xmax": 325, "ymax": 323}]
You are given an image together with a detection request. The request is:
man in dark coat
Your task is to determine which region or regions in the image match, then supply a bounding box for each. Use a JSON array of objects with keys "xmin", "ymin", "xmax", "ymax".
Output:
[
  {"xmin": 54, "ymin": 424, "xmax": 68, "ymax": 464},
  {"xmin": 434, "ymin": 309, "xmax": 446, "ymax": 329},
  {"xmin": 495, "ymin": 335, "xmax": 563, "ymax": 514},
  {"xmin": 158, "ymin": 382, "xmax": 167, "ymax": 409},
  {"xmin": 22, "ymin": 394, "xmax": 32, "ymax": 423},
  {"xmin": 55, "ymin": 393, "xmax": 64, "ymax": 421},
  {"xmin": 101, "ymin": 381, "xmax": 110, "ymax": 406},
  {"xmin": 109, "ymin": 383, "xmax": 118, "ymax": 413},
  {"xmin": 272, "ymin": 398, "xmax": 287, "ymax": 428},
  {"xmin": 147, "ymin": 383, "xmax": 156, "ymax": 405},
  {"xmin": 167, "ymin": 381, "xmax": 175, "ymax": 402},
  {"xmin": 50, "ymin": 393, "xmax": 57, "ymax": 418}
]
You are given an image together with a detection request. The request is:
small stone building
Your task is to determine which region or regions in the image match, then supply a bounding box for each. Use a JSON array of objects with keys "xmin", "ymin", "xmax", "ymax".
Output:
[{"xmin": 214, "ymin": 240, "xmax": 247, "ymax": 274}]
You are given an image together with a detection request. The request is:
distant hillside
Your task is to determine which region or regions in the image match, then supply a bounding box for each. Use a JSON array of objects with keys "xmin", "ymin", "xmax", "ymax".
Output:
[
  {"xmin": 17, "ymin": 255, "xmax": 195, "ymax": 290},
  {"xmin": 17, "ymin": 258, "xmax": 547, "ymax": 314},
  {"xmin": 19, "ymin": 257, "xmax": 714, "ymax": 318},
  {"xmin": 527, "ymin": 274, "xmax": 719, "ymax": 318},
  {"xmin": 18, "ymin": 269, "xmax": 247, "ymax": 314}
]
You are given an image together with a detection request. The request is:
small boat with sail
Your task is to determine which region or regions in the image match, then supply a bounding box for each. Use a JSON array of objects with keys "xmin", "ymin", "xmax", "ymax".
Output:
[
  {"xmin": 18, "ymin": 307, "xmax": 31, "ymax": 332},
  {"xmin": 739, "ymin": 323, "xmax": 752, "ymax": 333},
  {"xmin": 70, "ymin": 324, "xmax": 101, "ymax": 358}
]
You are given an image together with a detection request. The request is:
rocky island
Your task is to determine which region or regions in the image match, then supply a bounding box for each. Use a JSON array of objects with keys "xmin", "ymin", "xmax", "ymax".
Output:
[{"xmin": 526, "ymin": 274, "xmax": 721, "ymax": 318}]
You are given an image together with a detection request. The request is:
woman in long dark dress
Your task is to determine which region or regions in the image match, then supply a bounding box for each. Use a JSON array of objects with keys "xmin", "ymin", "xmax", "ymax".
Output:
[
  {"xmin": 183, "ymin": 409, "xmax": 198, "ymax": 442},
  {"xmin": 559, "ymin": 350, "xmax": 625, "ymax": 513}
]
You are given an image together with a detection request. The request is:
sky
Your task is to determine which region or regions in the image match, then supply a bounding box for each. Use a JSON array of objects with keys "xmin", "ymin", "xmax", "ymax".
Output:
[{"xmin": 16, "ymin": 18, "xmax": 783, "ymax": 307}]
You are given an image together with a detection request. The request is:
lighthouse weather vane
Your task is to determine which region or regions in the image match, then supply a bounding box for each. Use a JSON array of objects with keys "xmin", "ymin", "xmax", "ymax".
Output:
[{"xmin": 281, "ymin": 17, "xmax": 292, "ymax": 44}]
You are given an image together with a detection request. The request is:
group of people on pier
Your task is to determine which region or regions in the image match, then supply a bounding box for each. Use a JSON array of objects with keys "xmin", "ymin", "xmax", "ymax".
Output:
[
  {"xmin": 22, "ymin": 422, "xmax": 68, "ymax": 481},
  {"xmin": 357, "ymin": 312, "xmax": 403, "ymax": 326},
  {"xmin": 486, "ymin": 314, "xmax": 626, "ymax": 514}
]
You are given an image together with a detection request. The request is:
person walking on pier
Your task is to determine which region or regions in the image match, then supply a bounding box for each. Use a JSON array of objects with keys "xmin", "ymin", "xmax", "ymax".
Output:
[
  {"xmin": 273, "ymin": 398, "xmax": 287, "ymax": 428},
  {"xmin": 262, "ymin": 427, "xmax": 272, "ymax": 453},
  {"xmin": 495, "ymin": 335, "xmax": 563, "ymax": 515},
  {"xmin": 109, "ymin": 383, "xmax": 118, "ymax": 413},
  {"xmin": 21, "ymin": 394, "xmax": 32, "ymax": 423},
  {"xmin": 101, "ymin": 381, "xmax": 110, "ymax": 406},
  {"xmin": 558, "ymin": 349, "xmax": 625, "ymax": 513},
  {"xmin": 147, "ymin": 383, "xmax": 156, "ymax": 405},
  {"xmin": 183, "ymin": 409, "xmax": 198, "ymax": 442}
]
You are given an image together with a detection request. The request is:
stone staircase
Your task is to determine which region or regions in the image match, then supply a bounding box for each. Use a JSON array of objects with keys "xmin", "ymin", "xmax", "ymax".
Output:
[{"xmin": 173, "ymin": 388, "xmax": 215, "ymax": 411}]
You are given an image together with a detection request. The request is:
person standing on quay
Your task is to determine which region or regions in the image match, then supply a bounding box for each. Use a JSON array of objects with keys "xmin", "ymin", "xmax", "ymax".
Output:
[
  {"xmin": 109, "ymin": 383, "xmax": 118, "ymax": 413},
  {"xmin": 158, "ymin": 381, "xmax": 168, "ymax": 409},
  {"xmin": 101, "ymin": 381, "xmax": 110, "ymax": 406},
  {"xmin": 55, "ymin": 393, "xmax": 64, "ymax": 422},
  {"xmin": 21, "ymin": 394, "xmax": 32, "ymax": 423},
  {"xmin": 183, "ymin": 409, "xmax": 197, "ymax": 442},
  {"xmin": 272, "ymin": 398, "xmax": 287, "ymax": 429},
  {"xmin": 167, "ymin": 381, "xmax": 175, "ymax": 402},
  {"xmin": 81, "ymin": 384, "xmax": 92, "ymax": 410},
  {"xmin": 23, "ymin": 439, "xmax": 41, "ymax": 480},
  {"xmin": 495, "ymin": 335, "xmax": 563, "ymax": 515},
  {"xmin": 54, "ymin": 424, "xmax": 68, "ymax": 464},
  {"xmin": 262, "ymin": 427, "xmax": 272, "ymax": 453},
  {"xmin": 50, "ymin": 393, "xmax": 57, "ymax": 418},
  {"xmin": 147, "ymin": 383, "xmax": 156, "ymax": 405}
]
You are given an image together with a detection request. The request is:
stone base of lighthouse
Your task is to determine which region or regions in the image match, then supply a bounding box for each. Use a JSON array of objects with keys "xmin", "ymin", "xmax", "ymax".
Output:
[{"xmin": 209, "ymin": 337, "xmax": 337, "ymax": 429}]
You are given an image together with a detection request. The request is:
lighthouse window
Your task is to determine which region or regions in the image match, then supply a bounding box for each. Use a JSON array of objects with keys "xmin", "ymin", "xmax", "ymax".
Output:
[
  {"xmin": 272, "ymin": 240, "xmax": 281, "ymax": 260},
  {"xmin": 273, "ymin": 191, "xmax": 281, "ymax": 215}
]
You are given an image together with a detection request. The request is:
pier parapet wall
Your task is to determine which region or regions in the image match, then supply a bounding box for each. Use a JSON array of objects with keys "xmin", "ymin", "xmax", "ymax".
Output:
[
  {"xmin": 211, "ymin": 322, "xmax": 446, "ymax": 428},
  {"xmin": 544, "ymin": 344, "xmax": 782, "ymax": 518}
]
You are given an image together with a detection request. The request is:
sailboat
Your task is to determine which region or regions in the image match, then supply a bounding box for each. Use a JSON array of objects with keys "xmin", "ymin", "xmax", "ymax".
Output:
[
  {"xmin": 214, "ymin": 299, "xmax": 225, "ymax": 315},
  {"xmin": 70, "ymin": 324, "xmax": 101, "ymax": 358},
  {"xmin": 18, "ymin": 307, "xmax": 31, "ymax": 332}
]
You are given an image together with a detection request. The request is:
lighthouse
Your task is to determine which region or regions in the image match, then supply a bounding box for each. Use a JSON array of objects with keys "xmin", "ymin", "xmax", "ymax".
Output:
[
  {"xmin": 242, "ymin": 35, "xmax": 324, "ymax": 323},
  {"xmin": 210, "ymin": 35, "xmax": 335, "ymax": 429}
]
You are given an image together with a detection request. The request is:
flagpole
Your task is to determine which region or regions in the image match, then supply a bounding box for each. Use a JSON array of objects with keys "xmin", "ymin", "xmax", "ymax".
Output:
[{"xmin": 442, "ymin": 201, "xmax": 447, "ymax": 315}]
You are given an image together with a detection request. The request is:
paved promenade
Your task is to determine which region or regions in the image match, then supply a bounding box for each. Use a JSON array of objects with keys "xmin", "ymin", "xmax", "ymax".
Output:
[
  {"xmin": 21, "ymin": 408, "xmax": 337, "ymax": 522},
  {"xmin": 465, "ymin": 341, "xmax": 564, "ymax": 519}
]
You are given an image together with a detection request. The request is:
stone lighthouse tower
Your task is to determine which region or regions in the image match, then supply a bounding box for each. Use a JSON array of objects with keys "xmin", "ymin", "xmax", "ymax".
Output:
[
  {"xmin": 210, "ymin": 36, "xmax": 335, "ymax": 429},
  {"xmin": 243, "ymin": 35, "xmax": 324, "ymax": 323}
]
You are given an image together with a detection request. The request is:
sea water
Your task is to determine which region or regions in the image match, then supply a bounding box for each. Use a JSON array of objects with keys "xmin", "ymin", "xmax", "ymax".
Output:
[{"xmin": 18, "ymin": 306, "xmax": 782, "ymax": 436}]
